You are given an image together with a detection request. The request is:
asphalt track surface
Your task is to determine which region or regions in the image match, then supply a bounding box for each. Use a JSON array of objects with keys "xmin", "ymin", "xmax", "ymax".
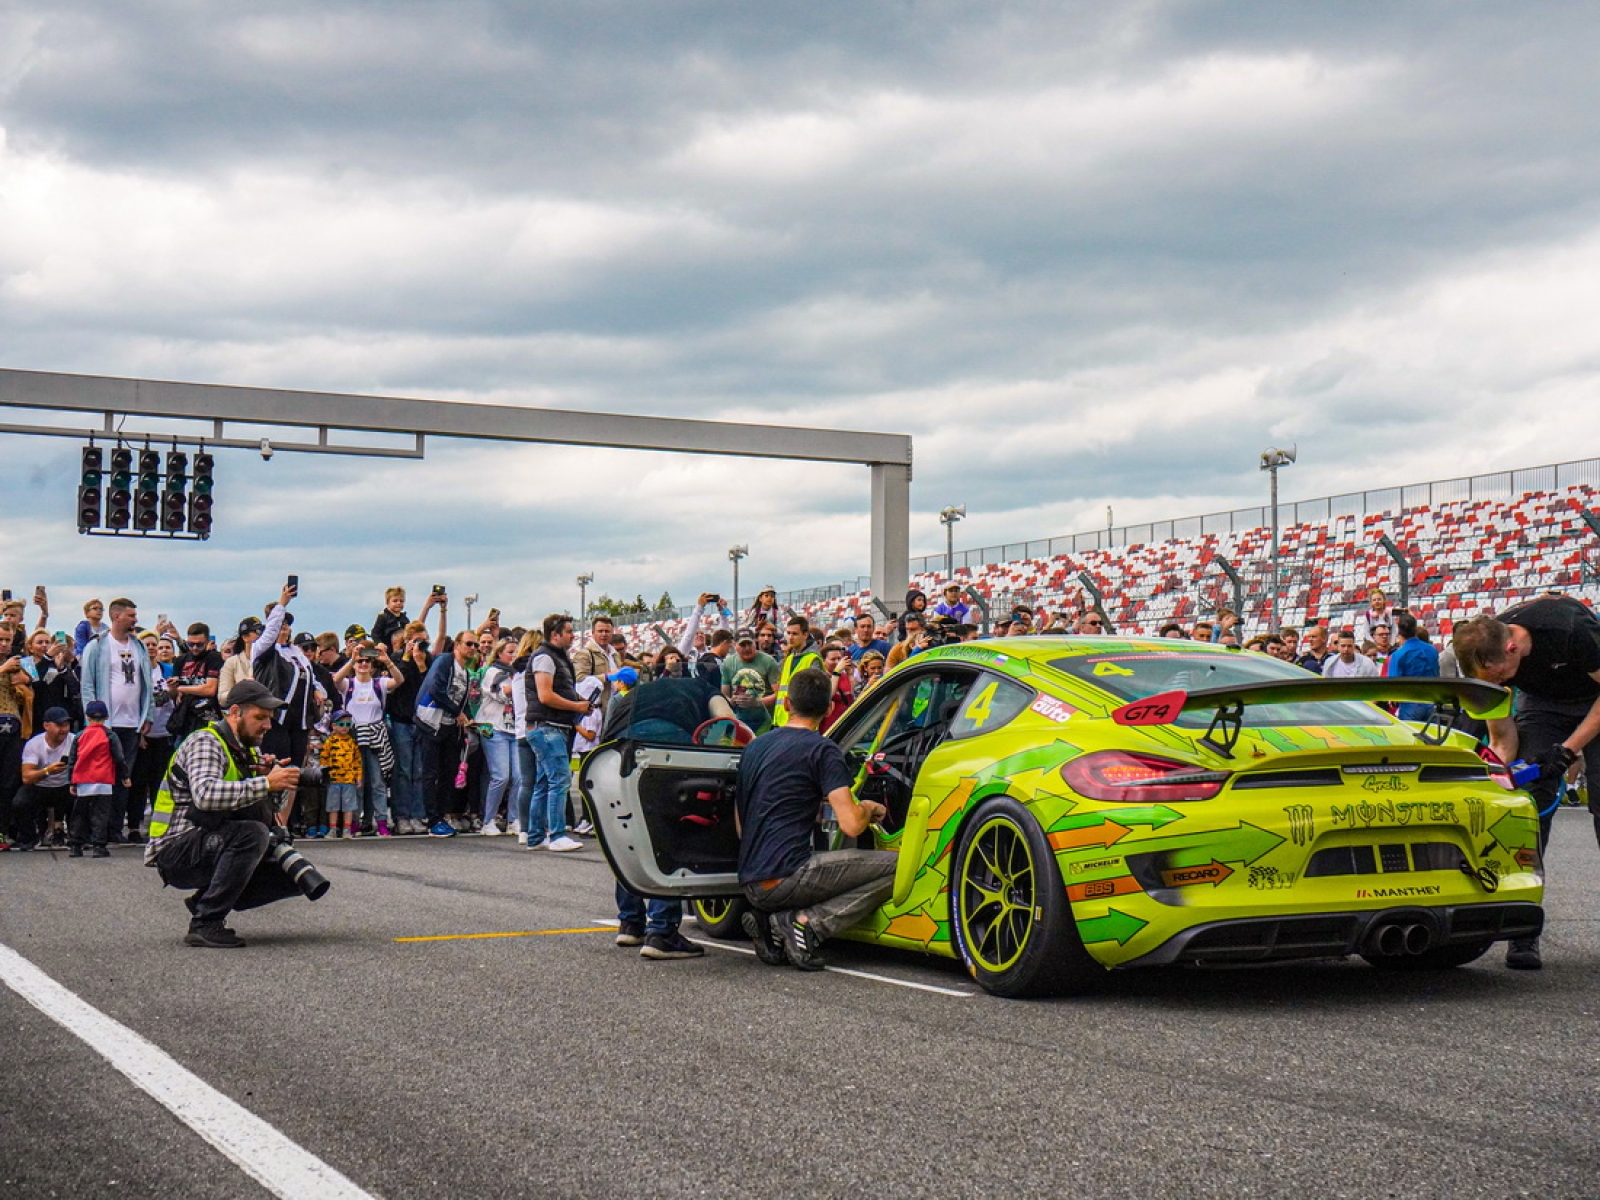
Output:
[{"xmin": 3, "ymin": 810, "xmax": 1598, "ymax": 1200}]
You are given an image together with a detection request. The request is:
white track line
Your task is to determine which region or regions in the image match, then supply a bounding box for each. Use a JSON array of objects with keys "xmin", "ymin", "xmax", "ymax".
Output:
[
  {"xmin": 0, "ymin": 942, "xmax": 378, "ymax": 1200},
  {"xmin": 594, "ymin": 918, "xmax": 974, "ymax": 997}
]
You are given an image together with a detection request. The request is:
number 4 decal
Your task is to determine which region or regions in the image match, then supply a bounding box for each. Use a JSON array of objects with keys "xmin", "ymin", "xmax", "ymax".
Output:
[{"xmin": 964, "ymin": 681, "xmax": 998, "ymax": 729}]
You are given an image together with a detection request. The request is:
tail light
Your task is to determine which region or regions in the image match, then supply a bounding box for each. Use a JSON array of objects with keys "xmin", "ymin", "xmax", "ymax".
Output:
[{"xmin": 1061, "ymin": 751, "xmax": 1230, "ymax": 802}]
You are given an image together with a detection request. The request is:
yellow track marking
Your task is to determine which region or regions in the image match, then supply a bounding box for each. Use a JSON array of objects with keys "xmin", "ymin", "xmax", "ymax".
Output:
[{"xmin": 395, "ymin": 927, "xmax": 612, "ymax": 943}]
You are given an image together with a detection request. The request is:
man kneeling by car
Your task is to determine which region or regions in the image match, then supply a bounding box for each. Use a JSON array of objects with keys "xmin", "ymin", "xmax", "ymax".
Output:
[
  {"xmin": 737, "ymin": 668, "xmax": 896, "ymax": 970},
  {"xmin": 145, "ymin": 680, "xmax": 305, "ymax": 947}
]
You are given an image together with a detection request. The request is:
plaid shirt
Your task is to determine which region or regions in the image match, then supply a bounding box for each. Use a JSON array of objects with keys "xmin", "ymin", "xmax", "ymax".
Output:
[{"xmin": 144, "ymin": 724, "xmax": 273, "ymax": 865}]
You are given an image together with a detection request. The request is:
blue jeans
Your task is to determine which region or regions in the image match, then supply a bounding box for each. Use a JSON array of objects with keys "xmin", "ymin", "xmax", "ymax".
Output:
[
  {"xmin": 525, "ymin": 725, "xmax": 572, "ymax": 843},
  {"xmin": 616, "ymin": 881, "xmax": 682, "ymax": 936},
  {"xmin": 388, "ymin": 722, "xmax": 427, "ymax": 822},
  {"xmin": 358, "ymin": 745, "xmax": 390, "ymax": 823},
  {"xmin": 513, "ymin": 736, "xmax": 535, "ymax": 829},
  {"xmin": 481, "ymin": 729, "xmax": 520, "ymax": 824}
]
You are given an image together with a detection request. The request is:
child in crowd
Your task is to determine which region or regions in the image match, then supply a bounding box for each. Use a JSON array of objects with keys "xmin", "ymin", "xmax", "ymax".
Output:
[
  {"xmin": 299, "ymin": 724, "xmax": 329, "ymax": 838},
  {"xmin": 320, "ymin": 711, "xmax": 363, "ymax": 839},
  {"xmin": 66, "ymin": 700, "xmax": 130, "ymax": 857},
  {"xmin": 73, "ymin": 598, "xmax": 106, "ymax": 655}
]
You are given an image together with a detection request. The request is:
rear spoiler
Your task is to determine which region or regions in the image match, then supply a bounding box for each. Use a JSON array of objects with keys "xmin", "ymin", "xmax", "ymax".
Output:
[{"xmin": 1112, "ymin": 678, "xmax": 1510, "ymax": 756}]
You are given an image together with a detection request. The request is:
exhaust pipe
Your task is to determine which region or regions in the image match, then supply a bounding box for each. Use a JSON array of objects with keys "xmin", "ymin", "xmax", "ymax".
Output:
[
  {"xmin": 1402, "ymin": 924, "xmax": 1432, "ymax": 955},
  {"xmin": 1369, "ymin": 923, "xmax": 1406, "ymax": 956}
]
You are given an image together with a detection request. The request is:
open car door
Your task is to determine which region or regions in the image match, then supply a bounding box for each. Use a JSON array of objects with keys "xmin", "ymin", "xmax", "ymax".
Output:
[{"xmin": 579, "ymin": 741, "xmax": 745, "ymax": 900}]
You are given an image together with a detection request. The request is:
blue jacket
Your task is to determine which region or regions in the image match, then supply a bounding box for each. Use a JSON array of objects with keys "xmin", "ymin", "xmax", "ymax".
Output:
[
  {"xmin": 80, "ymin": 629, "xmax": 154, "ymax": 728},
  {"xmin": 1387, "ymin": 637, "xmax": 1440, "ymax": 722}
]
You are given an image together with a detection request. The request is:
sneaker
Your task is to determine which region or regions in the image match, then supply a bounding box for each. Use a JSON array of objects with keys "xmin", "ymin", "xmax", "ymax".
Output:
[
  {"xmin": 546, "ymin": 835, "xmax": 583, "ymax": 853},
  {"xmin": 574, "ymin": 819, "xmax": 595, "ymax": 837},
  {"xmin": 91, "ymin": 847, "xmax": 112, "ymax": 858},
  {"xmin": 428, "ymin": 820, "xmax": 457, "ymax": 838},
  {"xmin": 516, "ymin": 832, "xmax": 529, "ymax": 846},
  {"xmin": 508, "ymin": 820, "xmax": 522, "ymax": 836},
  {"xmin": 348, "ymin": 826, "xmax": 361, "ymax": 839},
  {"xmin": 741, "ymin": 910, "xmax": 788, "ymax": 966},
  {"xmin": 68, "ymin": 846, "xmax": 83, "ymax": 858},
  {"xmin": 480, "ymin": 822, "xmax": 502, "ymax": 836},
  {"xmin": 640, "ymin": 930, "xmax": 706, "ymax": 960},
  {"xmin": 772, "ymin": 911, "xmax": 825, "ymax": 971},
  {"xmin": 376, "ymin": 821, "xmax": 392, "ymax": 837},
  {"xmin": 615, "ymin": 922, "xmax": 646, "ymax": 947},
  {"xmin": 1506, "ymin": 937, "xmax": 1543, "ymax": 970},
  {"xmin": 184, "ymin": 924, "xmax": 246, "ymax": 949}
]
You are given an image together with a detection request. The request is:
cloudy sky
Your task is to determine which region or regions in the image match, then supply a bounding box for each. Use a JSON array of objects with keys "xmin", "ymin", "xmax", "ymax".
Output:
[{"xmin": 4, "ymin": 2, "xmax": 1600, "ymax": 634}]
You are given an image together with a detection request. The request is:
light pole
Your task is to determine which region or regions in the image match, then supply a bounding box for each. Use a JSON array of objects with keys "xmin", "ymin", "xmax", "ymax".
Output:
[
  {"xmin": 576, "ymin": 573, "xmax": 594, "ymax": 623},
  {"xmin": 728, "ymin": 544, "xmax": 748, "ymax": 620},
  {"xmin": 463, "ymin": 593, "xmax": 479, "ymax": 628},
  {"xmin": 1259, "ymin": 446, "xmax": 1297, "ymax": 633},
  {"xmin": 939, "ymin": 505, "xmax": 966, "ymax": 581}
]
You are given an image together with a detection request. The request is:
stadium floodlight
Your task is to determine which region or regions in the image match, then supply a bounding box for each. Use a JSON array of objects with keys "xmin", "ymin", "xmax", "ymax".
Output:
[
  {"xmin": 939, "ymin": 506, "xmax": 966, "ymax": 581},
  {"xmin": 728, "ymin": 545, "xmax": 749, "ymax": 618},
  {"xmin": 1260, "ymin": 445, "xmax": 1298, "ymax": 631},
  {"xmin": 577, "ymin": 573, "xmax": 594, "ymax": 623}
]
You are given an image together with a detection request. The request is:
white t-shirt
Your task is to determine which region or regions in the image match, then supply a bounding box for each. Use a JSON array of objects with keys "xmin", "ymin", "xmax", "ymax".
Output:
[
  {"xmin": 106, "ymin": 634, "xmax": 144, "ymax": 729},
  {"xmin": 22, "ymin": 730, "xmax": 74, "ymax": 788},
  {"xmin": 1323, "ymin": 653, "xmax": 1380, "ymax": 678},
  {"xmin": 511, "ymin": 668, "xmax": 529, "ymax": 733},
  {"xmin": 344, "ymin": 676, "xmax": 387, "ymax": 725}
]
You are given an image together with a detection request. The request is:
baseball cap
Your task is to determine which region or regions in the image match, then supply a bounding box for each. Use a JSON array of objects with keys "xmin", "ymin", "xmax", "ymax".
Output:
[
  {"xmin": 735, "ymin": 628, "xmax": 757, "ymax": 644},
  {"xmin": 331, "ymin": 709, "xmax": 353, "ymax": 724},
  {"xmin": 942, "ymin": 583, "xmax": 962, "ymax": 593},
  {"xmin": 224, "ymin": 680, "xmax": 286, "ymax": 711},
  {"xmin": 84, "ymin": 700, "xmax": 109, "ymax": 719},
  {"xmin": 238, "ymin": 616, "xmax": 264, "ymax": 636},
  {"xmin": 42, "ymin": 706, "xmax": 70, "ymax": 724},
  {"xmin": 345, "ymin": 623, "xmax": 368, "ymax": 640},
  {"xmin": 292, "ymin": 632, "xmax": 318, "ymax": 649}
]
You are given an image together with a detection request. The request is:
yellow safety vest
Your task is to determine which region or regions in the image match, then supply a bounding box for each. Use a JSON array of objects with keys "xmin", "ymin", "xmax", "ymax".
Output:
[
  {"xmin": 148, "ymin": 724, "xmax": 247, "ymax": 839},
  {"xmin": 772, "ymin": 650, "xmax": 821, "ymax": 728}
]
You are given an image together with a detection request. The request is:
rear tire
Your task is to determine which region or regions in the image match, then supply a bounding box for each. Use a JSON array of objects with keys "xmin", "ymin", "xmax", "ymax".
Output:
[
  {"xmin": 692, "ymin": 896, "xmax": 749, "ymax": 939},
  {"xmin": 950, "ymin": 797, "xmax": 1100, "ymax": 998},
  {"xmin": 1360, "ymin": 939, "xmax": 1495, "ymax": 970}
]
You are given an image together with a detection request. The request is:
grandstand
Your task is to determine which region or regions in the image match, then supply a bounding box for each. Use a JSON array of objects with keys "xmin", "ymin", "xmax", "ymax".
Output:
[{"xmin": 618, "ymin": 459, "xmax": 1600, "ymax": 649}]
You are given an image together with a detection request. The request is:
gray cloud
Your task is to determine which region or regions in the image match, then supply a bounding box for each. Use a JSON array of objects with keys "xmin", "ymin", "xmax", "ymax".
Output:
[{"xmin": 4, "ymin": 1, "xmax": 1600, "ymax": 627}]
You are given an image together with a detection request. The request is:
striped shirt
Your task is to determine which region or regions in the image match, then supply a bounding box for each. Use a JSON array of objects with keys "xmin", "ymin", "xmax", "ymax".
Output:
[{"xmin": 144, "ymin": 724, "xmax": 274, "ymax": 866}]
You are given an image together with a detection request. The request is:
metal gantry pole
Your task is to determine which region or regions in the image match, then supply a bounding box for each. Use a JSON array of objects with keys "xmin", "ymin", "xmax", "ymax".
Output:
[{"xmin": 577, "ymin": 573, "xmax": 593, "ymax": 623}]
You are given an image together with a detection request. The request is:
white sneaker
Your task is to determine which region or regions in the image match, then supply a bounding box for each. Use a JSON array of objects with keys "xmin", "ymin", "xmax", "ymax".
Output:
[
  {"xmin": 517, "ymin": 832, "xmax": 528, "ymax": 846},
  {"xmin": 481, "ymin": 823, "xmax": 501, "ymax": 836},
  {"xmin": 546, "ymin": 835, "xmax": 584, "ymax": 853},
  {"xmin": 508, "ymin": 821, "xmax": 521, "ymax": 836},
  {"xmin": 574, "ymin": 819, "xmax": 595, "ymax": 836},
  {"xmin": 528, "ymin": 837, "xmax": 550, "ymax": 851}
]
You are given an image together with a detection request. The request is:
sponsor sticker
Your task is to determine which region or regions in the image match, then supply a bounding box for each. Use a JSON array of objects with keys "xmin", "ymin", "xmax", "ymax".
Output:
[{"xmin": 1030, "ymin": 695, "xmax": 1076, "ymax": 723}]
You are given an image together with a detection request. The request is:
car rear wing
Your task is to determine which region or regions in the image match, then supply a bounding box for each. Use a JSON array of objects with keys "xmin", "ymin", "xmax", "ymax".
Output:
[{"xmin": 1112, "ymin": 677, "xmax": 1511, "ymax": 756}]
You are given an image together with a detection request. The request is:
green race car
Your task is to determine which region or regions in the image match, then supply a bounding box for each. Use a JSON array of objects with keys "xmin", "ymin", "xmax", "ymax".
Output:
[{"xmin": 580, "ymin": 637, "xmax": 1543, "ymax": 998}]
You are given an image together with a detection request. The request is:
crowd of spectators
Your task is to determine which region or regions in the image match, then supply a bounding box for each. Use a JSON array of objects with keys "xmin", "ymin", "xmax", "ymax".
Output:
[{"xmin": 0, "ymin": 574, "xmax": 1572, "ymax": 855}]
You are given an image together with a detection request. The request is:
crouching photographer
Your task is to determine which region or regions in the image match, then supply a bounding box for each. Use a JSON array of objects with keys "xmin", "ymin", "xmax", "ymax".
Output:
[{"xmin": 144, "ymin": 680, "xmax": 330, "ymax": 948}]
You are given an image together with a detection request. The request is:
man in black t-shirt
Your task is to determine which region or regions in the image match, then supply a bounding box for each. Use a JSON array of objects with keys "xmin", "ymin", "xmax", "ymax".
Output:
[
  {"xmin": 1454, "ymin": 595, "xmax": 1600, "ymax": 970},
  {"xmin": 168, "ymin": 623, "xmax": 225, "ymax": 742},
  {"xmin": 736, "ymin": 668, "xmax": 895, "ymax": 970}
]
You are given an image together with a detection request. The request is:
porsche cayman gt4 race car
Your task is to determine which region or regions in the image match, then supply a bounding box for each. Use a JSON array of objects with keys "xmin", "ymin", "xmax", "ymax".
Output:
[{"xmin": 581, "ymin": 637, "xmax": 1543, "ymax": 998}]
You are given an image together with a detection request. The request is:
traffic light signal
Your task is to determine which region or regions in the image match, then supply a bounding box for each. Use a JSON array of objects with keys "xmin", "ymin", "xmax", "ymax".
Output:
[
  {"xmin": 107, "ymin": 447, "xmax": 133, "ymax": 529},
  {"xmin": 162, "ymin": 450, "xmax": 189, "ymax": 531},
  {"xmin": 190, "ymin": 452, "xmax": 215, "ymax": 537},
  {"xmin": 134, "ymin": 448, "xmax": 162, "ymax": 530},
  {"xmin": 77, "ymin": 446, "xmax": 103, "ymax": 530}
]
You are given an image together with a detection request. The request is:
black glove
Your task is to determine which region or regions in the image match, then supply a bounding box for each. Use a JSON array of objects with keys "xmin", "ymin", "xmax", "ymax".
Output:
[{"xmin": 1539, "ymin": 743, "xmax": 1578, "ymax": 780}]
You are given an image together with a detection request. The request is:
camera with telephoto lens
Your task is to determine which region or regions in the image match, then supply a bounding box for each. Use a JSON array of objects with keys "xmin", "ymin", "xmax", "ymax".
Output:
[
  {"xmin": 923, "ymin": 617, "xmax": 962, "ymax": 648},
  {"xmin": 266, "ymin": 827, "xmax": 330, "ymax": 900}
]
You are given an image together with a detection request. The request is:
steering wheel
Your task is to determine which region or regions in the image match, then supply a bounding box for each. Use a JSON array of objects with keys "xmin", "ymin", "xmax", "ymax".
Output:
[{"xmin": 692, "ymin": 717, "xmax": 756, "ymax": 747}]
